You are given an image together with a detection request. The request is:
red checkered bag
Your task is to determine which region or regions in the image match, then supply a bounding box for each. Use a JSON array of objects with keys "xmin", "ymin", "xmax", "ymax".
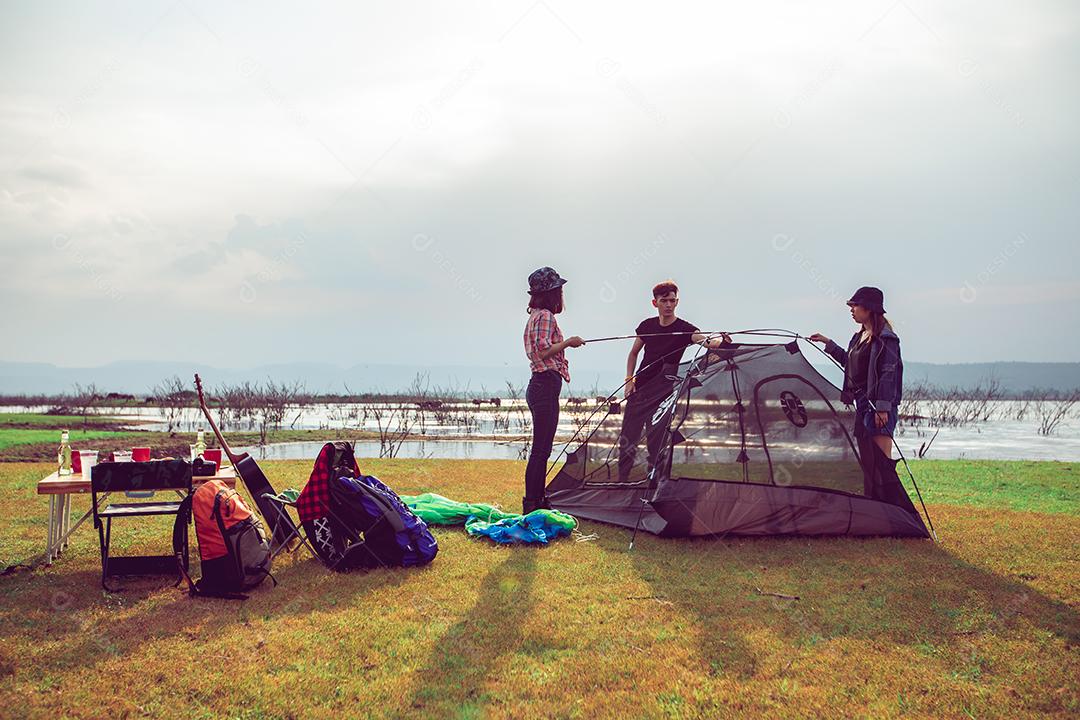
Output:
[{"xmin": 296, "ymin": 442, "xmax": 361, "ymax": 522}]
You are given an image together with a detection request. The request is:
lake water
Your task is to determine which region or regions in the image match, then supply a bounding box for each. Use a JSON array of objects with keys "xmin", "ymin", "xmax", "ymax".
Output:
[
  {"xmin": 233, "ymin": 439, "xmax": 531, "ymax": 462},
  {"xmin": 891, "ymin": 420, "xmax": 1080, "ymax": 461},
  {"xmin": 5, "ymin": 400, "xmax": 1079, "ymax": 462}
]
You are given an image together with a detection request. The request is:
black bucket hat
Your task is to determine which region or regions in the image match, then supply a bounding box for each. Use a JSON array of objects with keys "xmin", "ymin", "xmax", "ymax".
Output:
[
  {"xmin": 847, "ymin": 286, "xmax": 886, "ymax": 314},
  {"xmin": 527, "ymin": 266, "xmax": 567, "ymax": 295}
]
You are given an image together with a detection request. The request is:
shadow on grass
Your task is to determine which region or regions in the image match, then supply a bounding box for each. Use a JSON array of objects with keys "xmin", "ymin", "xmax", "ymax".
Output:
[
  {"xmin": 598, "ymin": 530, "xmax": 1079, "ymax": 678},
  {"xmin": 403, "ymin": 547, "xmax": 538, "ymax": 717},
  {"xmin": 0, "ymin": 553, "xmax": 412, "ymax": 678}
]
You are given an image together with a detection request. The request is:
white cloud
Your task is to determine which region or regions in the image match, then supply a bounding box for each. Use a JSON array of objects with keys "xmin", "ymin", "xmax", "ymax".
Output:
[{"xmin": 0, "ymin": 0, "xmax": 1078, "ymax": 367}]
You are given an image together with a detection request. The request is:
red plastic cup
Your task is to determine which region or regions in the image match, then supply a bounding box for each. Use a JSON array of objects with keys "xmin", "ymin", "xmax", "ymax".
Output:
[
  {"xmin": 203, "ymin": 448, "xmax": 222, "ymax": 467},
  {"xmin": 132, "ymin": 447, "xmax": 151, "ymax": 463},
  {"xmin": 71, "ymin": 450, "xmax": 82, "ymax": 474}
]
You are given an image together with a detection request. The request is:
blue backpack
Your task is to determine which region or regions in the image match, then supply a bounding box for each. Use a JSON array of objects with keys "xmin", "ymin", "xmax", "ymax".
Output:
[{"xmin": 324, "ymin": 474, "xmax": 438, "ymax": 571}]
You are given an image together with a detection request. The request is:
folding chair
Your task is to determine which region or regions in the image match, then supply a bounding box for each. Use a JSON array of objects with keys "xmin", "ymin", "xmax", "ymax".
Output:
[
  {"xmin": 306, "ymin": 513, "xmax": 395, "ymax": 572},
  {"xmin": 261, "ymin": 490, "xmax": 316, "ymax": 559},
  {"xmin": 304, "ymin": 479, "xmax": 412, "ymax": 573},
  {"xmin": 91, "ymin": 459, "xmax": 192, "ymax": 591},
  {"xmin": 294, "ymin": 441, "xmax": 402, "ymax": 572}
]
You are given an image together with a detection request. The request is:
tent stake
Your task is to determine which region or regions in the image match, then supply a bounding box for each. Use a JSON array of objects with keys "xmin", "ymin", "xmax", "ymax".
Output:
[{"xmin": 628, "ymin": 496, "xmax": 648, "ymax": 551}]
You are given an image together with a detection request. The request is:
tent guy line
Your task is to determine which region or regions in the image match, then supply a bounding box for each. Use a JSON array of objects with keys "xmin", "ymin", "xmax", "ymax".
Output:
[
  {"xmin": 580, "ymin": 328, "xmax": 808, "ymax": 345},
  {"xmin": 545, "ymin": 329, "xmax": 839, "ymax": 482}
]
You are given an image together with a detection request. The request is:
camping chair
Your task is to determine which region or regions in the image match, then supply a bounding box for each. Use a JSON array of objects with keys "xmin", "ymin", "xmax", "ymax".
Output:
[
  {"xmin": 305, "ymin": 480, "xmax": 419, "ymax": 572},
  {"xmin": 91, "ymin": 459, "xmax": 192, "ymax": 591},
  {"xmin": 306, "ymin": 513, "xmax": 399, "ymax": 573},
  {"xmin": 295, "ymin": 441, "xmax": 406, "ymax": 572},
  {"xmin": 261, "ymin": 489, "xmax": 316, "ymax": 559}
]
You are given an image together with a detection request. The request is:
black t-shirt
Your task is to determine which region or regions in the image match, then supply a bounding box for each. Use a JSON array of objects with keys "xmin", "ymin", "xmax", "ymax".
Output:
[
  {"xmin": 634, "ymin": 317, "xmax": 699, "ymax": 386},
  {"xmin": 847, "ymin": 336, "xmax": 872, "ymax": 400}
]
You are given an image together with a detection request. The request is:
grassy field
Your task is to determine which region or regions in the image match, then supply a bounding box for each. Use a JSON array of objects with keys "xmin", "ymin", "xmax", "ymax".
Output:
[
  {"xmin": 0, "ymin": 412, "xmax": 385, "ymax": 463},
  {"xmin": 0, "ymin": 459, "xmax": 1076, "ymax": 719},
  {"xmin": 0, "ymin": 428, "xmax": 136, "ymax": 452},
  {"xmin": 0, "ymin": 414, "xmax": 107, "ymax": 426}
]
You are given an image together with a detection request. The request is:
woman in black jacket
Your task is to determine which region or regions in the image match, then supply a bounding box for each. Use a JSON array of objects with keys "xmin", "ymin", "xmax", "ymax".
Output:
[{"xmin": 810, "ymin": 286, "xmax": 904, "ymax": 498}]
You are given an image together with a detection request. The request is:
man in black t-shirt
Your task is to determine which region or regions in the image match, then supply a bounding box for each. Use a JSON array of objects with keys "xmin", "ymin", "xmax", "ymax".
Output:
[{"xmin": 617, "ymin": 280, "xmax": 729, "ymax": 482}]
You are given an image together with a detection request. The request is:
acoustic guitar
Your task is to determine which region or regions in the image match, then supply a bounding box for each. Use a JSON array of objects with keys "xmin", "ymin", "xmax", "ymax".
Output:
[{"xmin": 194, "ymin": 373, "xmax": 298, "ymax": 550}]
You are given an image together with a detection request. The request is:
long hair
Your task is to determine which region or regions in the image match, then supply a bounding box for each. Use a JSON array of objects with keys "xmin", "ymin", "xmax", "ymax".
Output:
[
  {"xmin": 867, "ymin": 311, "xmax": 894, "ymax": 338},
  {"xmin": 527, "ymin": 286, "xmax": 563, "ymax": 314}
]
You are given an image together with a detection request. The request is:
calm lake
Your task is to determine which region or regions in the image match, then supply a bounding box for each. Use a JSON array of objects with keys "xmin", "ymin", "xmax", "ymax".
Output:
[{"xmin": 5, "ymin": 400, "xmax": 1079, "ymax": 462}]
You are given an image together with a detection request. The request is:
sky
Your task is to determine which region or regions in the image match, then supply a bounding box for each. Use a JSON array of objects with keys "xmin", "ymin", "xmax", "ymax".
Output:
[{"xmin": 1, "ymin": 0, "xmax": 1078, "ymax": 376}]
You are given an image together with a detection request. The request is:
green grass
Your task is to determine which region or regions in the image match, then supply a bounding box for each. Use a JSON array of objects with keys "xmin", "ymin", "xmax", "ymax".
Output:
[
  {"xmin": 0, "ymin": 428, "xmax": 135, "ymax": 452},
  {"xmin": 909, "ymin": 459, "xmax": 1080, "ymax": 514},
  {"xmin": 0, "ymin": 414, "xmax": 109, "ymax": 426},
  {"xmin": 0, "ymin": 413, "xmax": 142, "ymax": 456},
  {"xmin": 0, "ymin": 413, "xmax": 388, "ymax": 462},
  {"xmin": 0, "ymin": 459, "xmax": 1076, "ymax": 719}
]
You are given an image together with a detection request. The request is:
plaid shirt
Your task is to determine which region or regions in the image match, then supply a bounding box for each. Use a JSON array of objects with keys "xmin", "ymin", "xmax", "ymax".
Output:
[
  {"xmin": 524, "ymin": 309, "xmax": 570, "ymax": 382},
  {"xmin": 296, "ymin": 442, "xmax": 361, "ymax": 522}
]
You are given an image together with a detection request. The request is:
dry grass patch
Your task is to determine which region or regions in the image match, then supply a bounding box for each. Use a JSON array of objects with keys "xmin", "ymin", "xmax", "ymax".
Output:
[{"xmin": 0, "ymin": 459, "xmax": 1075, "ymax": 719}]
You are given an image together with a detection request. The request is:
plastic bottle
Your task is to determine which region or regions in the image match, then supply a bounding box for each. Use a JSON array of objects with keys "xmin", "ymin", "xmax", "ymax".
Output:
[{"xmin": 58, "ymin": 430, "xmax": 72, "ymax": 476}]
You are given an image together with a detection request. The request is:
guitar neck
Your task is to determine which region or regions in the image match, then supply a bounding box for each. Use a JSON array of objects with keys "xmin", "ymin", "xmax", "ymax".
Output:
[{"xmin": 196, "ymin": 392, "xmax": 243, "ymax": 466}]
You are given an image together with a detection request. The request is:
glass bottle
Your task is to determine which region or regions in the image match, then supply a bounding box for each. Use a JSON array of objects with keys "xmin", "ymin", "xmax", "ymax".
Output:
[
  {"xmin": 58, "ymin": 430, "xmax": 72, "ymax": 476},
  {"xmin": 193, "ymin": 428, "xmax": 207, "ymax": 460}
]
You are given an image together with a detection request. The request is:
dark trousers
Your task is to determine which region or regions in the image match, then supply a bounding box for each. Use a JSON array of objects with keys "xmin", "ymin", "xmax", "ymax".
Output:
[
  {"xmin": 525, "ymin": 370, "xmax": 562, "ymax": 501},
  {"xmin": 856, "ymin": 435, "xmax": 883, "ymax": 499},
  {"xmin": 854, "ymin": 398, "xmax": 902, "ymax": 501},
  {"xmin": 617, "ymin": 376, "xmax": 674, "ymax": 482},
  {"xmin": 856, "ymin": 434, "xmax": 914, "ymax": 510}
]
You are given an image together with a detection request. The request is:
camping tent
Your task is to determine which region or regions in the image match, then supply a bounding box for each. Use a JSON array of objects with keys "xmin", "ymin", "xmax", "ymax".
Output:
[{"xmin": 545, "ymin": 340, "xmax": 930, "ymax": 538}]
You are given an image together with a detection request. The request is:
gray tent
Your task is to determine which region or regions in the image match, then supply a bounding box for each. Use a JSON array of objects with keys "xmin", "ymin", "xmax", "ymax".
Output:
[{"xmin": 546, "ymin": 340, "xmax": 930, "ymax": 538}]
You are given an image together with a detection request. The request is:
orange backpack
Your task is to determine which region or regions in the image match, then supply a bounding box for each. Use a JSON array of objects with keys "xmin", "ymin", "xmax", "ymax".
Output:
[{"xmin": 175, "ymin": 480, "xmax": 274, "ymax": 597}]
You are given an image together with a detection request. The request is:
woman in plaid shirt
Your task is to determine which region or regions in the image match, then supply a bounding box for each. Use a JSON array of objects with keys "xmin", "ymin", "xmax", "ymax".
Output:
[{"xmin": 522, "ymin": 267, "xmax": 584, "ymax": 514}]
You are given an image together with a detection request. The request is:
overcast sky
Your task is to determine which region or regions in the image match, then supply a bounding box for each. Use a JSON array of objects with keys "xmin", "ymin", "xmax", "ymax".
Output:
[{"xmin": 2, "ymin": 0, "xmax": 1078, "ymax": 374}]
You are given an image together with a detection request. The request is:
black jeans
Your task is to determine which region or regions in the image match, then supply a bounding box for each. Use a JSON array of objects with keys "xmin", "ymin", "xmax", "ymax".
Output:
[
  {"xmin": 525, "ymin": 370, "xmax": 562, "ymax": 500},
  {"xmin": 617, "ymin": 375, "xmax": 675, "ymax": 482}
]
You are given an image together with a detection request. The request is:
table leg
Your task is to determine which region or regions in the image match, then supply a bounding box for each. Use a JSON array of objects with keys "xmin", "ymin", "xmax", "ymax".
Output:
[
  {"xmin": 34, "ymin": 492, "xmax": 108, "ymax": 567},
  {"xmin": 61, "ymin": 494, "xmax": 71, "ymax": 550},
  {"xmin": 46, "ymin": 495, "xmax": 56, "ymax": 565},
  {"xmin": 54, "ymin": 495, "xmax": 66, "ymax": 560},
  {"xmin": 49, "ymin": 494, "xmax": 66, "ymax": 563},
  {"xmin": 57, "ymin": 493, "xmax": 105, "ymax": 558}
]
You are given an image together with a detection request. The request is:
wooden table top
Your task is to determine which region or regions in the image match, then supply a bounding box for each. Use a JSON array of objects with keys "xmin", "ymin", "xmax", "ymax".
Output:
[{"xmin": 38, "ymin": 465, "xmax": 237, "ymax": 495}]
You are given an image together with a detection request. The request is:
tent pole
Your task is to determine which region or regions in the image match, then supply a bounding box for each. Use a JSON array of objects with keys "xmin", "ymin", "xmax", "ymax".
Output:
[
  {"xmin": 543, "ymin": 345, "xmax": 700, "ymax": 484},
  {"xmin": 892, "ymin": 438, "xmax": 938, "ymax": 541},
  {"xmin": 629, "ymin": 342, "xmax": 709, "ymax": 550},
  {"xmin": 864, "ymin": 396, "xmax": 938, "ymax": 542}
]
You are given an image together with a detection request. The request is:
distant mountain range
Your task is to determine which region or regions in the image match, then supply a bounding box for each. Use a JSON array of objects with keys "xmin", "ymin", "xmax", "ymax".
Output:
[
  {"xmin": 0, "ymin": 359, "xmax": 1077, "ymax": 397},
  {"xmin": 902, "ymin": 362, "xmax": 1080, "ymax": 394}
]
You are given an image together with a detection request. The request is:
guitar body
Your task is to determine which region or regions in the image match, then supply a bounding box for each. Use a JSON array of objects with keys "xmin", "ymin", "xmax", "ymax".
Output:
[
  {"xmin": 234, "ymin": 454, "xmax": 296, "ymax": 549},
  {"xmin": 194, "ymin": 374, "xmax": 298, "ymax": 550},
  {"xmin": 233, "ymin": 455, "xmax": 276, "ymax": 498}
]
